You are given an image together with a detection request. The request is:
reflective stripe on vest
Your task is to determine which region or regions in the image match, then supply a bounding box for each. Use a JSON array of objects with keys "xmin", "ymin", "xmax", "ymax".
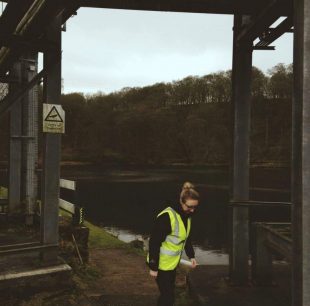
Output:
[
  {"xmin": 164, "ymin": 207, "xmax": 184, "ymax": 245},
  {"xmin": 160, "ymin": 247, "xmax": 182, "ymax": 256},
  {"xmin": 157, "ymin": 207, "xmax": 191, "ymax": 271}
]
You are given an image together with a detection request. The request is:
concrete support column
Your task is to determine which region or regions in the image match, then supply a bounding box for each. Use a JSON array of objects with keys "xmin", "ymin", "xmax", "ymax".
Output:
[
  {"xmin": 8, "ymin": 61, "xmax": 22, "ymax": 214},
  {"xmin": 40, "ymin": 14, "xmax": 62, "ymax": 263},
  {"xmin": 230, "ymin": 15, "xmax": 253, "ymax": 284},
  {"xmin": 21, "ymin": 53, "xmax": 39, "ymax": 225},
  {"xmin": 292, "ymin": 0, "xmax": 310, "ymax": 305}
]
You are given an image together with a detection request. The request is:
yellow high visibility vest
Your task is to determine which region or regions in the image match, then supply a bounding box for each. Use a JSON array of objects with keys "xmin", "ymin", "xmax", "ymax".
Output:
[{"xmin": 148, "ymin": 206, "xmax": 191, "ymax": 271}]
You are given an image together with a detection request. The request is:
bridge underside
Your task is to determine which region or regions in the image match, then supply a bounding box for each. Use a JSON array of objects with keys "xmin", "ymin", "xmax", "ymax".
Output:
[
  {"xmin": 0, "ymin": 0, "xmax": 309, "ymax": 306},
  {"xmin": 0, "ymin": 0, "xmax": 293, "ymax": 79},
  {"xmin": 80, "ymin": 0, "xmax": 292, "ymax": 15}
]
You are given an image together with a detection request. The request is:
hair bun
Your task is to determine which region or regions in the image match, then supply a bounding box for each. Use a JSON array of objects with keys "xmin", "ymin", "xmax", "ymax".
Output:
[{"xmin": 182, "ymin": 181, "xmax": 195, "ymax": 190}]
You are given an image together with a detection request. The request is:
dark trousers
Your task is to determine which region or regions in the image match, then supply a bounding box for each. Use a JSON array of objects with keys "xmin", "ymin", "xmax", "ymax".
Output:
[{"xmin": 156, "ymin": 269, "xmax": 176, "ymax": 306}]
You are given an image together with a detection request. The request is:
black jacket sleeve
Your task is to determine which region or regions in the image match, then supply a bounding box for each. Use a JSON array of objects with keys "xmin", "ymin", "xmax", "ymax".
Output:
[
  {"xmin": 184, "ymin": 234, "xmax": 195, "ymax": 259},
  {"xmin": 148, "ymin": 213, "xmax": 171, "ymax": 271}
]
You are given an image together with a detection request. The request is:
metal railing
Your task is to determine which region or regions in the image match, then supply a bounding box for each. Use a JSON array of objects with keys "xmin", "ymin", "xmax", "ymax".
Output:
[
  {"xmin": 59, "ymin": 178, "xmax": 84, "ymax": 226},
  {"xmin": 229, "ymin": 200, "xmax": 291, "ymax": 207},
  {"xmin": 251, "ymin": 222, "xmax": 292, "ymax": 285},
  {"xmin": 229, "ymin": 199, "xmax": 292, "ymax": 285}
]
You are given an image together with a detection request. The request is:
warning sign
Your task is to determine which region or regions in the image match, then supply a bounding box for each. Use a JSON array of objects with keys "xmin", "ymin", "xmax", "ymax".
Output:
[{"xmin": 43, "ymin": 104, "xmax": 65, "ymax": 133}]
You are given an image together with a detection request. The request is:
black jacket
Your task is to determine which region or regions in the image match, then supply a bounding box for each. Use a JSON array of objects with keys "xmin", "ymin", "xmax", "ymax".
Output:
[{"xmin": 148, "ymin": 203, "xmax": 195, "ymax": 271}]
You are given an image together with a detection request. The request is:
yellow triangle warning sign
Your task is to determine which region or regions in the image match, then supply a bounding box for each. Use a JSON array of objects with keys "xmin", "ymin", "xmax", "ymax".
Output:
[
  {"xmin": 44, "ymin": 106, "xmax": 63, "ymax": 122},
  {"xmin": 43, "ymin": 104, "xmax": 65, "ymax": 133}
]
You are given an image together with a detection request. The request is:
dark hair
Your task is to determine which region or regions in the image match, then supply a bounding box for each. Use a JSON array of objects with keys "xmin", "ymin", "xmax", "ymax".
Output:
[{"xmin": 180, "ymin": 181, "xmax": 199, "ymax": 204}]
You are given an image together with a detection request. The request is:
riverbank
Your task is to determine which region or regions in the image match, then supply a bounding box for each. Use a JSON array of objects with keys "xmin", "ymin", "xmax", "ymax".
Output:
[{"xmin": 2, "ymin": 215, "xmax": 196, "ymax": 306}]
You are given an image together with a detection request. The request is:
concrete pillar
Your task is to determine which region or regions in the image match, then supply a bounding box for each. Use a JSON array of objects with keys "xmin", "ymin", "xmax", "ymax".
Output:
[
  {"xmin": 230, "ymin": 15, "xmax": 253, "ymax": 284},
  {"xmin": 292, "ymin": 0, "xmax": 310, "ymax": 305},
  {"xmin": 21, "ymin": 53, "xmax": 39, "ymax": 225},
  {"xmin": 8, "ymin": 61, "xmax": 22, "ymax": 214},
  {"xmin": 40, "ymin": 14, "xmax": 62, "ymax": 263}
]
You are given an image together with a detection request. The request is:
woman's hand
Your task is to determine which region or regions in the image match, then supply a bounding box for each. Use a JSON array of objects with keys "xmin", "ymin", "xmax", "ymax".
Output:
[
  {"xmin": 149, "ymin": 270, "xmax": 158, "ymax": 277},
  {"xmin": 190, "ymin": 258, "xmax": 198, "ymax": 268}
]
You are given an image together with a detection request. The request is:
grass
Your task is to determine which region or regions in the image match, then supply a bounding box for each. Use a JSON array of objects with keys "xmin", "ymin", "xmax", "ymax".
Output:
[
  {"xmin": 84, "ymin": 220, "xmax": 127, "ymax": 249},
  {"xmin": 59, "ymin": 209, "xmax": 135, "ymax": 249}
]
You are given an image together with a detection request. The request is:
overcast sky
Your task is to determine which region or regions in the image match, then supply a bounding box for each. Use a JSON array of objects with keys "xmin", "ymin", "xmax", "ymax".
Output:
[{"xmin": 60, "ymin": 8, "xmax": 293, "ymax": 94}]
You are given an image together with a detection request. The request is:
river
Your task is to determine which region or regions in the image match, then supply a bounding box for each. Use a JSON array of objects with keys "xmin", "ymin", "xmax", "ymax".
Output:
[{"xmin": 60, "ymin": 164, "xmax": 291, "ymax": 265}]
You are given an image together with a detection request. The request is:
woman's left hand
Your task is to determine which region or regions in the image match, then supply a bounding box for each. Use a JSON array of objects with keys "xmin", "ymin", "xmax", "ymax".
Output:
[{"xmin": 190, "ymin": 258, "xmax": 198, "ymax": 268}]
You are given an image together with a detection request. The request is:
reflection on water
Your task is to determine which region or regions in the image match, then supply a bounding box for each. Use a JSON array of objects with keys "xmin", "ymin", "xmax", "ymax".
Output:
[
  {"xmin": 104, "ymin": 225, "xmax": 229, "ymax": 265},
  {"xmin": 191, "ymin": 247, "xmax": 229, "ymax": 265},
  {"xmin": 104, "ymin": 226, "xmax": 143, "ymax": 244}
]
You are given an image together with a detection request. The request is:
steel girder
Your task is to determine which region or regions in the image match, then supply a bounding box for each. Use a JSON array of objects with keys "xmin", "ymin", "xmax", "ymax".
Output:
[{"xmin": 80, "ymin": 0, "xmax": 292, "ymax": 16}]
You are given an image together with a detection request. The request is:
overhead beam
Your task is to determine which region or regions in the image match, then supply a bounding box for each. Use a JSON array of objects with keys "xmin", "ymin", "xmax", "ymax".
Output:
[
  {"xmin": 0, "ymin": 33, "xmax": 57, "ymax": 52},
  {"xmin": 0, "ymin": 0, "xmax": 34, "ymax": 36},
  {"xmin": 80, "ymin": 0, "xmax": 291, "ymax": 16},
  {"xmin": 0, "ymin": 0, "xmax": 78, "ymax": 75},
  {"xmin": 0, "ymin": 0, "xmax": 291, "ymax": 75},
  {"xmin": 237, "ymin": 0, "xmax": 291, "ymax": 43}
]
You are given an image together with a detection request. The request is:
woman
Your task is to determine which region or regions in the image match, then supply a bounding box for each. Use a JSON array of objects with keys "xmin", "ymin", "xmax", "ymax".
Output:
[{"xmin": 147, "ymin": 182, "xmax": 199, "ymax": 306}]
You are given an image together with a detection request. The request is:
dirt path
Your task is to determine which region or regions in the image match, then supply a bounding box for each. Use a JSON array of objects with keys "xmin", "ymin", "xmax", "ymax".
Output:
[{"xmin": 86, "ymin": 248, "xmax": 159, "ymax": 306}]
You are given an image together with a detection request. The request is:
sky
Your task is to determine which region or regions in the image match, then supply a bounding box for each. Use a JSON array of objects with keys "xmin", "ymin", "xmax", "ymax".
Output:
[{"xmin": 60, "ymin": 8, "xmax": 293, "ymax": 94}]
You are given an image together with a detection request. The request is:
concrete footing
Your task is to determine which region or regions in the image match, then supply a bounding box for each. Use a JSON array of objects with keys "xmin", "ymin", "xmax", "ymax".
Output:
[{"xmin": 0, "ymin": 253, "xmax": 72, "ymax": 299}]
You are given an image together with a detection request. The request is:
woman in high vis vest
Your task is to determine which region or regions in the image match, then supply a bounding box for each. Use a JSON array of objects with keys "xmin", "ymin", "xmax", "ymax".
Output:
[{"xmin": 147, "ymin": 182, "xmax": 199, "ymax": 306}]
